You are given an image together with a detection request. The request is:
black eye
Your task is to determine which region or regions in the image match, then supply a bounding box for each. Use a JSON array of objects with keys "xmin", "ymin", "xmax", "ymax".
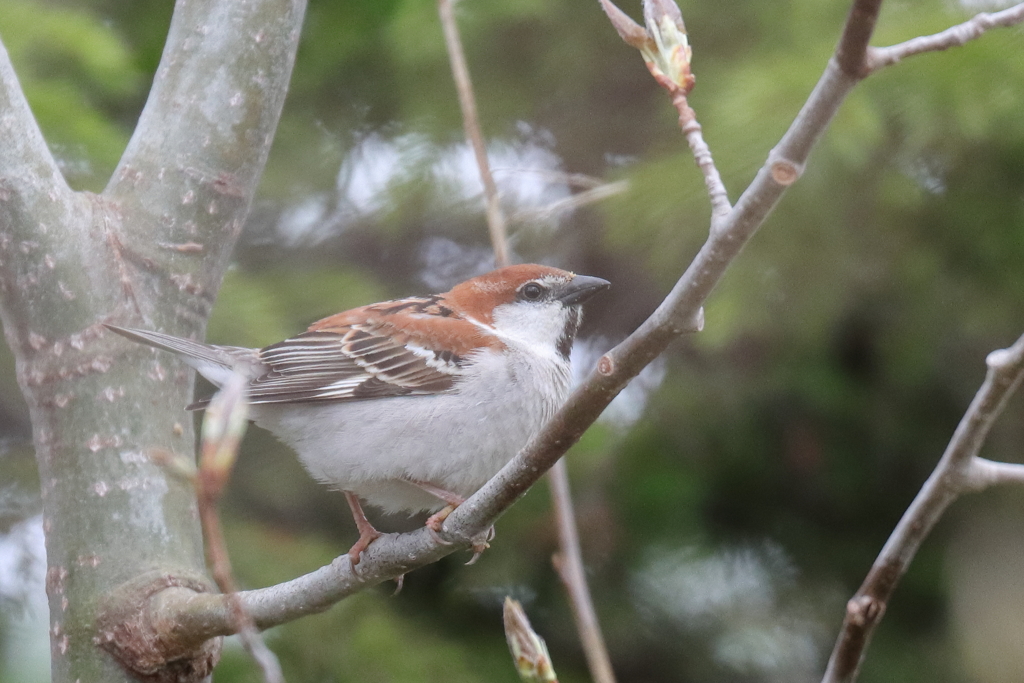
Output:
[{"xmin": 520, "ymin": 282, "xmax": 546, "ymax": 301}]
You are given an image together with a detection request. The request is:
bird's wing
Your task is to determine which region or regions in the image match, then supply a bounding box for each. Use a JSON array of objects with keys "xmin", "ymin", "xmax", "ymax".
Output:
[
  {"xmin": 189, "ymin": 305, "xmax": 496, "ymax": 407},
  {"xmin": 249, "ymin": 327, "xmax": 461, "ymax": 403}
]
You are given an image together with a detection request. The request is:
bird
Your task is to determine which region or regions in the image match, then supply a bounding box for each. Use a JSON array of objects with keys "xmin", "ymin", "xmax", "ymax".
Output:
[{"xmin": 106, "ymin": 264, "xmax": 609, "ymax": 564}]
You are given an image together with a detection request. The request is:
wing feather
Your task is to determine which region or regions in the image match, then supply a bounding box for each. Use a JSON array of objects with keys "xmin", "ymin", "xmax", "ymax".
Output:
[
  {"xmin": 201, "ymin": 324, "xmax": 467, "ymax": 407},
  {"xmin": 187, "ymin": 297, "xmax": 502, "ymax": 409}
]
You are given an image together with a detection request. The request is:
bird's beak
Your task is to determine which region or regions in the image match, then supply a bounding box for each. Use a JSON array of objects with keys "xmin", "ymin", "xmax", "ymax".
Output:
[{"xmin": 556, "ymin": 275, "xmax": 610, "ymax": 306}]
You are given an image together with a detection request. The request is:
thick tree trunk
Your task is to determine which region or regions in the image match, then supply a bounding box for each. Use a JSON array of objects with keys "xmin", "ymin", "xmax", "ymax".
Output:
[{"xmin": 0, "ymin": 1, "xmax": 306, "ymax": 680}]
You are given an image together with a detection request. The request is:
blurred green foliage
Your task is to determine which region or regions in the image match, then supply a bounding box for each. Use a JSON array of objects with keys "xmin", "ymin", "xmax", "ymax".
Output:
[{"xmin": 2, "ymin": 0, "xmax": 1024, "ymax": 681}]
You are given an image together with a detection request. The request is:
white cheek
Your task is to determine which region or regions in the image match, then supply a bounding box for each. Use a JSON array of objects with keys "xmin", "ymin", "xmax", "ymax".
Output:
[{"xmin": 490, "ymin": 301, "xmax": 570, "ymax": 358}]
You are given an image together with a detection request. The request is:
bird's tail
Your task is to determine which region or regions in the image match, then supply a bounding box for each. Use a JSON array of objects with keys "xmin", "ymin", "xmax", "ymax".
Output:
[{"xmin": 104, "ymin": 324, "xmax": 256, "ymax": 389}]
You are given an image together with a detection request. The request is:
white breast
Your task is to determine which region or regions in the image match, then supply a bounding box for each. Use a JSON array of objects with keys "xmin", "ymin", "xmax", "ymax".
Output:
[{"xmin": 249, "ymin": 347, "xmax": 571, "ymax": 514}]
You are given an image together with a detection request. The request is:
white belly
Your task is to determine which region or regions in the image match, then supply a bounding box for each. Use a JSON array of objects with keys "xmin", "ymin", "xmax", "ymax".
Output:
[{"xmin": 249, "ymin": 350, "xmax": 570, "ymax": 514}]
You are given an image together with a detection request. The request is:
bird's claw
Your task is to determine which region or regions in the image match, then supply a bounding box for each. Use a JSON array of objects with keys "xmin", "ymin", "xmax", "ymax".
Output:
[
  {"xmin": 347, "ymin": 527, "xmax": 382, "ymax": 570},
  {"xmin": 465, "ymin": 525, "xmax": 495, "ymax": 565},
  {"xmin": 425, "ymin": 504, "xmax": 456, "ymax": 544}
]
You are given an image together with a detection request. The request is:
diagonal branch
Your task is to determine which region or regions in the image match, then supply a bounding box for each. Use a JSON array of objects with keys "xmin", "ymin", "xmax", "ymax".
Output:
[
  {"xmin": 437, "ymin": 0, "xmax": 510, "ymax": 267},
  {"xmin": 102, "ymin": 0, "xmax": 306, "ymax": 306},
  {"xmin": 867, "ymin": 2, "xmax": 1024, "ymax": 73},
  {"xmin": 821, "ymin": 332, "xmax": 1024, "ymax": 683},
  {"xmin": 0, "ymin": 38, "xmax": 73, "ymax": 226}
]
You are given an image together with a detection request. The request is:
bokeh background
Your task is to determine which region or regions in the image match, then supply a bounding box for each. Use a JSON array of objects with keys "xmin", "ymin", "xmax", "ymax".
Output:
[{"xmin": 2, "ymin": 0, "xmax": 1024, "ymax": 681}]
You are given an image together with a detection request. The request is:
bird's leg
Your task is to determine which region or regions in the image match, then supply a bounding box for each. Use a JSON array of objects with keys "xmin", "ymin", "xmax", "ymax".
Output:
[
  {"xmin": 344, "ymin": 491, "xmax": 381, "ymax": 566},
  {"xmin": 406, "ymin": 479, "xmax": 493, "ymax": 560},
  {"xmin": 408, "ymin": 480, "xmax": 465, "ymax": 532}
]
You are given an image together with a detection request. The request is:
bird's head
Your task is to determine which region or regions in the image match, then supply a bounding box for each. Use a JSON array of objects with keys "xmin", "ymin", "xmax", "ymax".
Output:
[{"xmin": 444, "ymin": 264, "xmax": 610, "ymax": 360}]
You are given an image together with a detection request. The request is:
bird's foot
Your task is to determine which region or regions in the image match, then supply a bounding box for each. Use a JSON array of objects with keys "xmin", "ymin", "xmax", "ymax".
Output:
[
  {"xmin": 466, "ymin": 526, "xmax": 495, "ymax": 565},
  {"xmin": 425, "ymin": 504, "xmax": 456, "ymax": 545},
  {"xmin": 346, "ymin": 526, "xmax": 382, "ymax": 568},
  {"xmin": 344, "ymin": 491, "xmax": 382, "ymax": 568}
]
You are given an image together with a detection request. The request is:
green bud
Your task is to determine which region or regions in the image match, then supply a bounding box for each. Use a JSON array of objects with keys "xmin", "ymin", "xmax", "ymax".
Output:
[{"xmin": 503, "ymin": 597, "xmax": 558, "ymax": 683}]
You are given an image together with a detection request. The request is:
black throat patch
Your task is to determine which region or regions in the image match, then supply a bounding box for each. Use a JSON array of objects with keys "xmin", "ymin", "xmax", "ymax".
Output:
[{"xmin": 557, "ymin": 306, "xmax": 582, "ymax": 360}]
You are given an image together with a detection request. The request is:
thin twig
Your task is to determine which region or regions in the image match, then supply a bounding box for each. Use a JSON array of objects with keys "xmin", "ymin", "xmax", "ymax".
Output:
[
  {"xmin": 493, "ymin": 168, "xmax": 612, "ymax": 190},
  {"xmin": 821, "ymin": 332, "xmax": 1024, "ymax": 683},
  {"xmin": 674, "ymin": 97, "xmax": 731, "ymax": 221},
  {"xmin": 510, "ymin": 180, "xmax": 629, "ymax": 225},
  {"xmin": 550, "ymin": 462, "xmax": 617, "ymax": 683},
  {"xmin": 867, "ymin": 2, "xmax": 1024, "ymax": 73},
  {"xmin": 199, "ymin": 373, "xmax": 285, "ymax": 683},
  {"xmin": 437, "ymin": 3, "xmax": 617, "ymax": 680},
  {"xmin": 437, "ymin": 0, "xmax": 510, "ymax": 267},
  {"xmin": 599, "ymin": 0, "xmax": 731, "ymax": 218},
  {"xmin": 200, "ymin": 499, "xmax": 285, "ymax": 683},
  {"xmin": 963, "ymin": 457, "xmax": 1024, "ymax": 491}
]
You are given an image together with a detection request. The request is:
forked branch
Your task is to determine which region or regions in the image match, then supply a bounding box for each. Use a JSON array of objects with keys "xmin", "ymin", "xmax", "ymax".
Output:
[{"xmin": 822, "ymin": 333, "xmax": 1024, "ymax": 683}]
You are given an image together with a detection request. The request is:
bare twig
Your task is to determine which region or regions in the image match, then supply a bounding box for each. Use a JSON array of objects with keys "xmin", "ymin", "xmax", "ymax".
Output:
[
  {"xmin": 677, "ymin": 110, "xmax": 731, "ymax": 222},
  {"xmin": 821, "ymin": 333, "xmax": 1024, "ymax": 683},
  {"xmin": 493, "ymin": 168, "xmax": 612, "ymax": 190},
  {"xmin": 867, "ymin": 2, "xmax": 1024, "ymax": 73},
  {"xmin": 437, "ymin": 0, "xmax": 510, "ymax": 267},
  {"xmin": 600, "ymin": 0, "xmax": 731, "ymax": 219},
  {"xmin": 198, "ymin": 374, "xmax": 284, "ymax": 683},
  {"xmin": 437, "ymin": 4, "xmax": 616, "ymax": 680},
  {"xmin": 963, "ymin": 457, "xmax": 1024, "ymax": 490},
  {"xmin": 550, "ymin": 462, "xmax": 616, "ymax": 683},
  {"xmin": 510, "ymin": 180, "xmax": 629, "ymax": 225}
]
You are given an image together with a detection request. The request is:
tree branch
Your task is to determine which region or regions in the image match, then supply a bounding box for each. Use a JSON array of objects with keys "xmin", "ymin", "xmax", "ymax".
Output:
[
  {"xmin": 103, "ymin": 0, "xmax": 307, "ymax": 334},
  {"xmin": 0, "ymin": 37, "xmax": 73, "ymax": 221},
  {"xmin": 550, "ymin": 462, "xmax": 617, "ymax": 683},
  {"xmin": 0, "ymin": 2, "xmax": 307, "ymax": 681},
  {"xmin": 963, "ymin": 457, "xmax": 1024, "ymax": 491},
  {"xmin": 867, "ymin": 3, "xmax": 1024, "ymax": 73},
  {"xmin": 437, "ymin": 0, "xmax": 510, "ymax": 267},
  {"xmin": 821, "ymin": 332, "xmax": 1024, "ymax": 683},
  {"xmin": 0, "ymin": 35, "xmax": 91, "ymax": 352},
  {"xmin": 834, "ymin": 0, "xmax": 884, "ymax": 76}
]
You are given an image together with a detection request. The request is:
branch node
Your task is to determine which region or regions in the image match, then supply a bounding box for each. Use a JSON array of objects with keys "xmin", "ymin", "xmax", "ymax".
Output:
[
  {"xmin": 769, "ymin": 158, "xmax": 803, "ymax": 186},
  {"xmin": 669, "ymin": 306, "xmax": 705, "ymax": 334},
  {"xmin": 597, "ymin": 355, "xmax": 615, "ymax": 376},
  {"xmin": 692, "ymin": 306, "xmax": 706, "ymax": 333},
  {"xmin": 986, "ymin": 347, "xmax": 1013, "ymax": 369},
  {"xmin": 95, "ymin": 570, "xmax": 222, "ymax": 683},
  {"xmin": 846, "ymin": 594, "xmax": 885, "ymax": 627}
]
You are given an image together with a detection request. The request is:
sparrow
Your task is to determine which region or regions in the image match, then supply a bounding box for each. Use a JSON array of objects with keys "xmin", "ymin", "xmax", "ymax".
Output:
[{"xmin": 106, "ymin": 264, "xmax": 609, "ymax": 563}]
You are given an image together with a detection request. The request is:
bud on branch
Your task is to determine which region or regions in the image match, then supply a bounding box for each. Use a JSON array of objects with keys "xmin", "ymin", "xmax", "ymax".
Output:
[{"xmin": 599, "ymin": 0, "xmax": 695, "ymax": 96}]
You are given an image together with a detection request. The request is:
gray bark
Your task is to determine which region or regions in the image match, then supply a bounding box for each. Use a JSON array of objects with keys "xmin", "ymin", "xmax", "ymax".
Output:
[{"xmin": 0, "ymin": 1, "xmax": 306, "ymax": 680}]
